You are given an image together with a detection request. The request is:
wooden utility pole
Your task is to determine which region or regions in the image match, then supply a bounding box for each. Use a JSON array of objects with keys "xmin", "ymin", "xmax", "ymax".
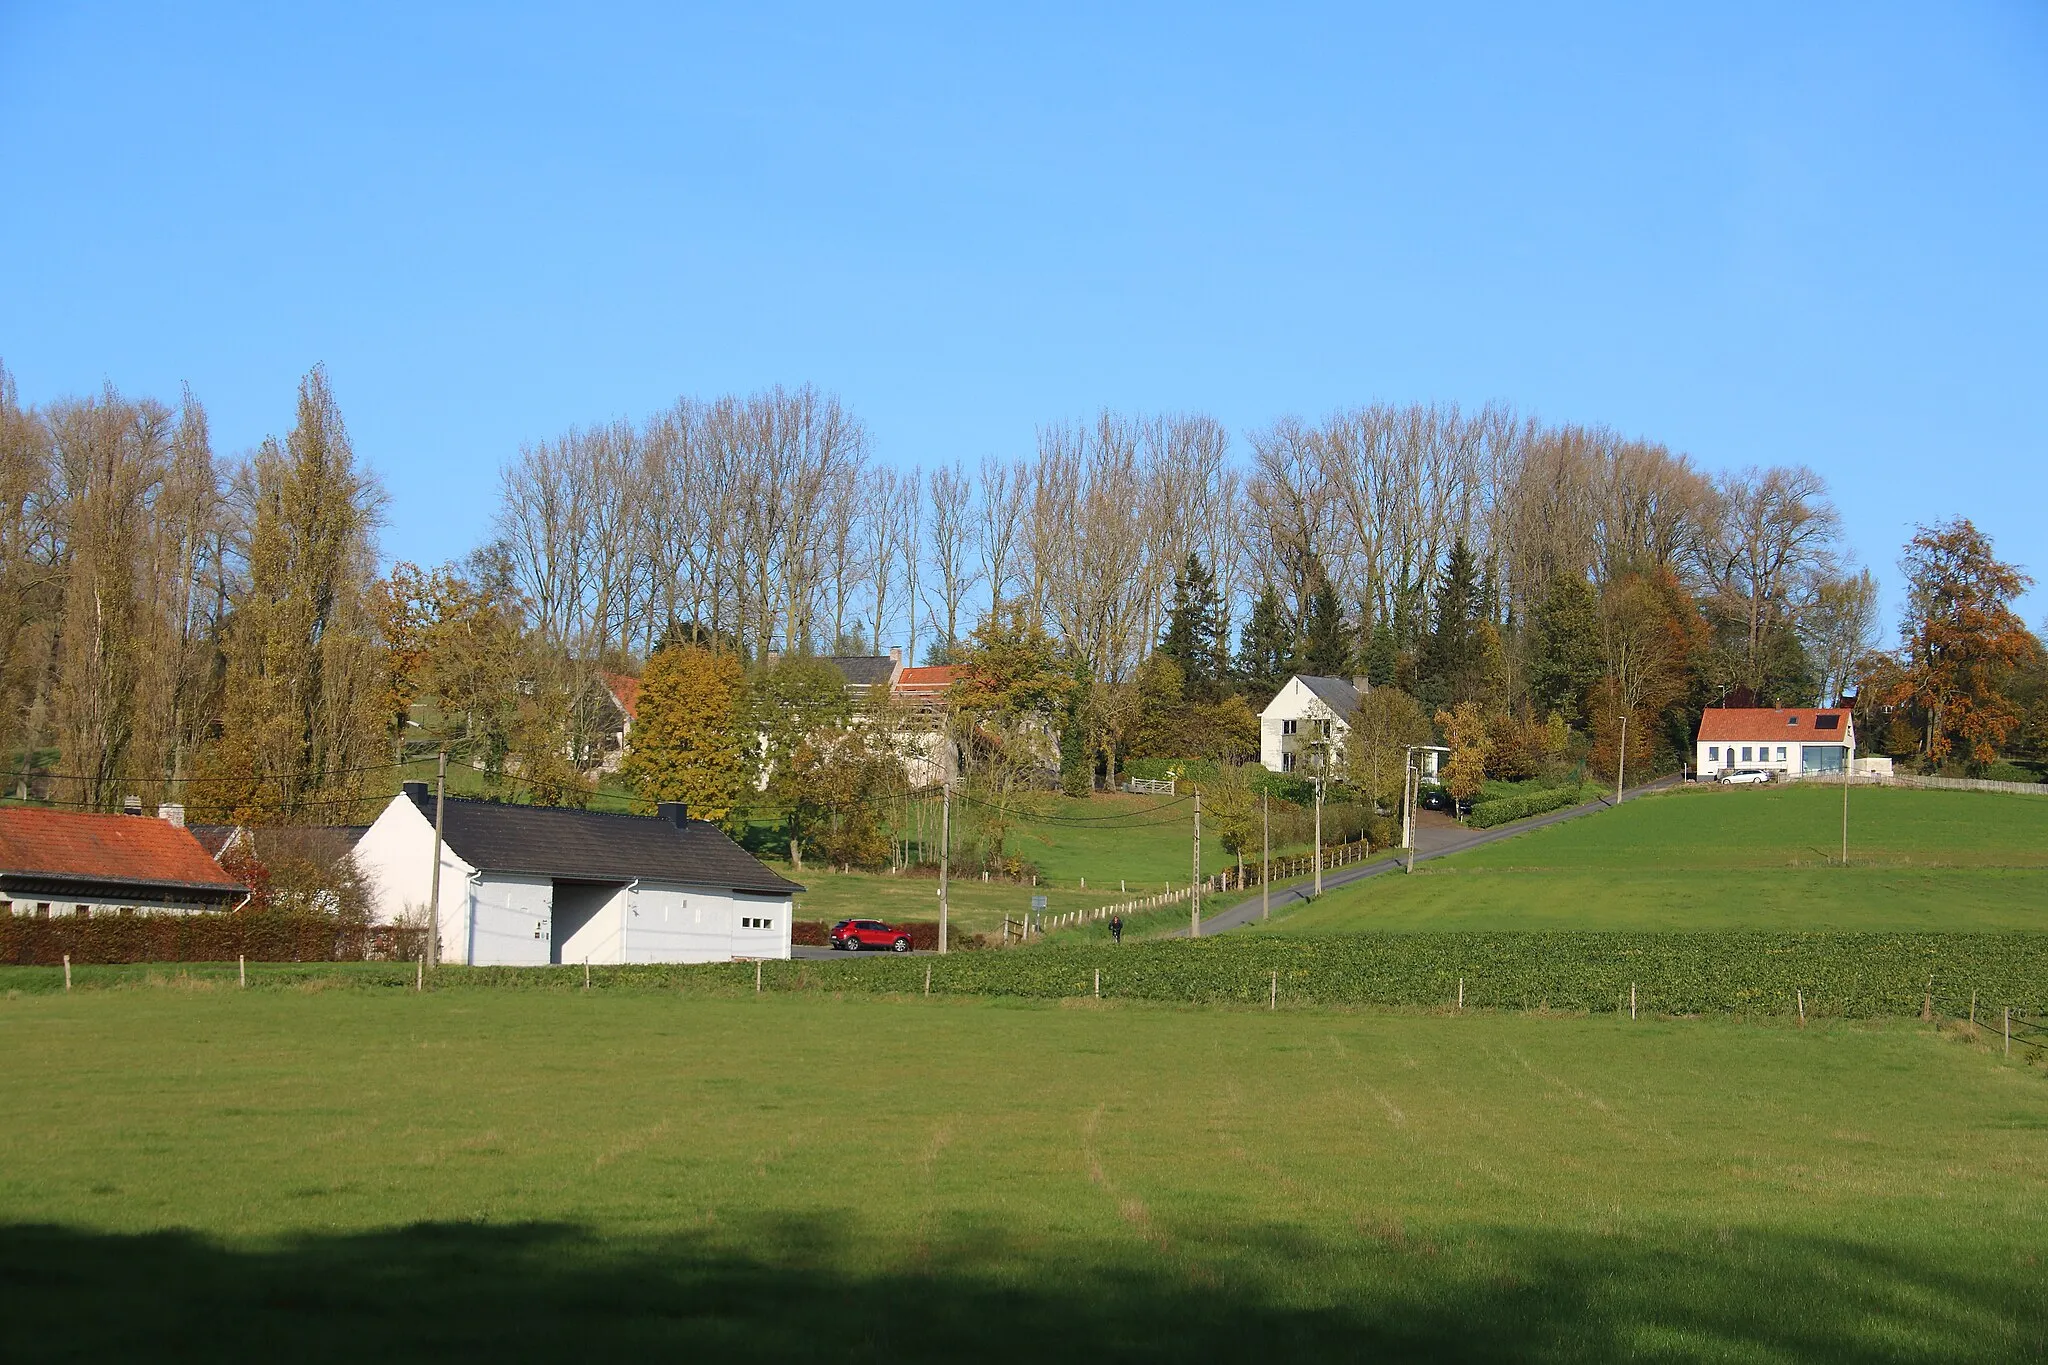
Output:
[
  {"xmin": 1190, "ymin": 788, "xmax": 1202, "ymax": 938},
  {"xmin": 1261, "ymin": 790, "xmax": 1270, "ymax": 921},
  {"xmin": 938, "ymin": 782, "xmax": 951, "ymax": 955},
  {"xmin": 1312, "ymin": 767, "xmax": 1324, "ymax": 896},
  {"xmin": 1404, "ymin": 762, "xmax": 1417, "ymax": 875},
  {"xmin": 1841, "ymin": 745, "xmax": 1851, "ymax": 866},
  {"xmin": 428, "ymin": 750, "xmax": 447, "ymax": 970},
  {"xmin": 1615, "ymin": 713, "xmax": 1627, "ymax": 806}
]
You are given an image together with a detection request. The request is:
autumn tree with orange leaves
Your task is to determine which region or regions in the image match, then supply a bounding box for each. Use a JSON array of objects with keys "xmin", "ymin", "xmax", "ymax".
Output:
[{"xmin": 1883, "ymin": 519, "xmax": 2036, "ymax": 764}]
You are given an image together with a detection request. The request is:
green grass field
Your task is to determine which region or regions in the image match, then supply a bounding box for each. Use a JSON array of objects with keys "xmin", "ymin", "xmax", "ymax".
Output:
[
  {"xmin": 778, "ymin": 791, "xmax": 1278, "ymax": 932},
  {"xmin": 1, "ymin": 987, "xmax": 2042, "ymax": 1361},
  {"xmin": 1272, "ymin": 784, "xmax": 2048, "ymax": 934}
]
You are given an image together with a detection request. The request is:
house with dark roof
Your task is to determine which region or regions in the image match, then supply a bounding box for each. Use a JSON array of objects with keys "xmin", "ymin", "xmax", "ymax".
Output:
[
  {"xmin": 1696, "ymin": 707, "xmax": 1855, "ymax": 779},
  {"xmin": 0, "ymin": 807, "xmax": 246, "ymax": 917},
  {"xmin": 1260, "ymin": 675, "xmax": 1364, "ymax": 776},
  {"xmin": 351, "ymin": 785, "xmax": 804, "ymax": 966}
]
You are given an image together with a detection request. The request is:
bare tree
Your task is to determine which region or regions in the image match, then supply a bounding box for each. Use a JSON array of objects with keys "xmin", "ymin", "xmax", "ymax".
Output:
[{"xmin": 924, "ymin": 460, "xmax": 977, "ymax": 653}]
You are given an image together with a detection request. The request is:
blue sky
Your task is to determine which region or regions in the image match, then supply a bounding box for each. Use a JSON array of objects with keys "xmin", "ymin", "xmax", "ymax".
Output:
[{"xmin": 3, "ymin": 3, "xmax": 2044, "ymax": 625}]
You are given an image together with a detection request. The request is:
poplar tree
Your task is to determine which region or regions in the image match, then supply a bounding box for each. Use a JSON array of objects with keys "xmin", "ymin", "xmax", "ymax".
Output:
[{"xmin": 195, "ymin": 367, "xmax": 383, "ymax": 822}]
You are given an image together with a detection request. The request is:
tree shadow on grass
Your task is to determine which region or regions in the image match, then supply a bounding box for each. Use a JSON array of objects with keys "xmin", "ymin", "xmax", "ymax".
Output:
[{"xmin": 0, "ymin": 1214, "xmax": 2037, "ymax": 1363}]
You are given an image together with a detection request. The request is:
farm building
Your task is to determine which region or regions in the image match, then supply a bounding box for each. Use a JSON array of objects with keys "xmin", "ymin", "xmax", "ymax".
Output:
[
  {"xmin": 0, "ymin": 804, "xmax": 247, "ymax": 917},
  {"xmin": 1696, "ymin": 706, "xmax": 1856, "ymax": 778},
  {"xmin": 352, "ymin": 784, "xmax": 804, "ymax": 966}
]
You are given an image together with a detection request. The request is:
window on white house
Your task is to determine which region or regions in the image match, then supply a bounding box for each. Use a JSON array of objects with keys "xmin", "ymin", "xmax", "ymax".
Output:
[
  {"xmin": 1281, "ymin": 752, "xmax": 1296, "ymax": 772},
  {"xmin": 1741, "ymin": 747, "xmax": 1752, "ymax": 762},
  {"xmin": 1282, "ymin": 719, "xmax": 1298, "ymax": 736},
  {"xmin": 1708, "ymin": 746, "xmax": 1719, "ymax": 762},
  {"xmin": 1776, "ymin": 747, "xmax": 1787, "ymax": 761}
]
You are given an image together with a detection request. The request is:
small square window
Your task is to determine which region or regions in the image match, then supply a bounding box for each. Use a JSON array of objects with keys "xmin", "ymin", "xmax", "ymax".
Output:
[
  {"xmin": 1776, "ymin": 747, "xmax": 1787, "ymax": 761},
  {"xmin": 1708, "ymin": 746, "xmax": 1719, "ymax": 762},
  {"xmin": 1282, "ymin": 719, "xmax": 1297, "ymax": 736},
  {"xmin": 1740, "ymin": 747, "xmax": 1752, "ymax": 762}
]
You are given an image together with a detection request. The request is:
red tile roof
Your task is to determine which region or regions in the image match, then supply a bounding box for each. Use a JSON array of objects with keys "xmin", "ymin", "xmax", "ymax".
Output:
[
  {"xmin": 0, "ymin": 808, "xmax": 246, "ymax": 892},
  {"xmin": 892, "ymin": 665, "xmax": 963, "ymax": 700},
  {"xmin": 1696, "ymin": 708, "xmax": 1852, "ymax": 743},
  {"xmin": 604, "ymin": 672, "xmax": 640, "ymax": 722}
]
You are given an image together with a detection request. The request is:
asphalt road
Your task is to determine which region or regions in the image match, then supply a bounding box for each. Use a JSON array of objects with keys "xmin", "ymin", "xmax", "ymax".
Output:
[{"xmin": 1185, "ymin": 776, "xmax": 1680, "ymax": 937}]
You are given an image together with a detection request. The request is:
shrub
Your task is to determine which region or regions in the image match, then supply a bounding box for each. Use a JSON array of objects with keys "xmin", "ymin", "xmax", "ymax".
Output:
[
  {"xmin": 1467, "ymin": 784, "xmax": 1585, "ymax": 829},
  {"xmin": 0, "ymin": 912, "xmax": 422, "ymax": 965},
  {"xmin": 1976, "ymin": 762, "xmax": 2039, "ymax": 784}
]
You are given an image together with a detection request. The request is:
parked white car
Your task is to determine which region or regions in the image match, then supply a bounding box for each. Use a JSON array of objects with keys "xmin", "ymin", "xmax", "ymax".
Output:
[{"xmin": 1717, "ymin": 769, "xmax": 1772, "ymax": 786}]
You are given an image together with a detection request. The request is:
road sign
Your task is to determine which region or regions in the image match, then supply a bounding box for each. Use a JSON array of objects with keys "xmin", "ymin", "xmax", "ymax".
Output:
[{"xmin": 1031, "ymin": 895, "xmax": 1047, "ymax": 911}]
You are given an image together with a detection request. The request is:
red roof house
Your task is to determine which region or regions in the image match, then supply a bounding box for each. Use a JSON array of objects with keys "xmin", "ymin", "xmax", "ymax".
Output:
[
  {"xmin": 1695, "ymin": 707, "xmax": 1855, "ymax": 776},
  {"xmin": 0, "ymin": 807, "xmax": 247, "ymax": 915},
  {"xmin": 892, "ymin": 665, "xmax": 963, "ymax": 704}
]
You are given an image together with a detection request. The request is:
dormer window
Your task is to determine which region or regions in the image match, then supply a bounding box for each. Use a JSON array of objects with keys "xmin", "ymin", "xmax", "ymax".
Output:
[{"xmin": 1787, "ymin": 716, "xmax": 1799, "ymax": 726}]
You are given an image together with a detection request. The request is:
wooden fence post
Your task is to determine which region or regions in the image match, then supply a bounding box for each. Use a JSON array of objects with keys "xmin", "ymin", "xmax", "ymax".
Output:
[
  {"xmin": 63, "ymin": 953, "xmax": 71, "ymax": 992},
  {"xmin": 1922, "ymin": 978, "xmax": 1933, "ymax": 1022},
  {"xmin": 1797, "ymin": 988, "xmax": 1805, "ymax": 1027},
  {"xmin": 238, "ymin": 954, "xmax": 246, "ymax": 989},
  {"xmin": 1270, "ymin": 969, "xmax": 1277, "ymax": 1011},
  {"xmin": 926, "ymin": 963, "xmax": 932, "ymax": 996},
  {"xmin": 1457, "ymin": 977, "xmax": 1464, "ymax": 1012},
  {"xmin": 2005, "ymin": 1007, "xmax": 2011, "ymax": 1057},
  {"xmin": 1094, "ymin": 968, "xmax": 1101, "ymax": 999},
  {"xmin": 1630, "ymin": 983, "xmax": 1637, "ymax": 1020}
]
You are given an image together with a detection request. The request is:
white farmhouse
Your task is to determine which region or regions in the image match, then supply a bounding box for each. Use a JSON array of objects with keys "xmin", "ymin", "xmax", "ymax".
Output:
[
  {"xmin": 1259, "ymin": 675, "xmax": 1365, "ymax": 775},
  {"xmin": 1695, "ymin": 706, "xmax": 1855, "ymax": 779},
  {"xmin": 353, "ymin": 784, "xmax": 803, "ymax": 966}
]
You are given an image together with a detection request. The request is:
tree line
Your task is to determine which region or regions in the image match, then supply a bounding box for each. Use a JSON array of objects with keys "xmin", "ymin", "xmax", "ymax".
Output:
[{"xmin": 2, "ymin": 360, "xmax": 2042, "ymax": 830}]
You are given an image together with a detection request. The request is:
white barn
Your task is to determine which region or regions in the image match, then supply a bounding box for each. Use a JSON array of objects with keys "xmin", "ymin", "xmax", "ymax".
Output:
[{"xmin": 353, "ymin": 784, "xmax": 803, "ymax": 966}]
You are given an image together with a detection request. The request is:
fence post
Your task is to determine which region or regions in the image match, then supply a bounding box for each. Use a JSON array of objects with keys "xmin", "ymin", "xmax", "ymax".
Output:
[
  {"xmin": 1922, "ymin": 978, "xmax": 1932, "ymax": 1022},
  {"xmin": 1969, "ymin": 990, "xmax": 1977, "ymax": 1029},
  {"xmin": 2006, "ymin": 1007, "xmax": 2011, "ymax": 1057},
  {"xmin": 585, "ymin": 959, "xmax": 591, "ymax": 991},
  {"xmin": 1630, "ymin": 983, "xmax": 1637, "ymax": 1020},
  {"xmin": 1094, "ymin": 968, "xmax": 1101, "ymax": 1000},
  {"xmin": 238, "ymin": 954, "xmax": 246, "ymax": 989},
  {"xmin": 1270, "ymin": 969, "xmax": 1277, "ymax": 1011},
  {"xmin": 417, "ymin": 954, "xmax": 424, "ymax": 992},
  {"xmin": 1797, "ymin": 988, "xmax": 1804, "ymax": 1027},
  {"xmin": 1457, "ymin": 977, "xmax": 1464, "ymax": 1012},
  {"xmin": 757, "ymin": 960, "xmax": 764, "ymax": 994},
  {"xmin": 63, "ymin": 953, "xmax": 71, "ymax": 992},
  {"xmin": 926, "ymin": 963, "xmax": 932, "ymax": 996}
]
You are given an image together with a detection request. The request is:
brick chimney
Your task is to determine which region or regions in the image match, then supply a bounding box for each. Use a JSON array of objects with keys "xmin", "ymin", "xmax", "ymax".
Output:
[
  {"xmin": 157, "ymin": 803, "xmax": 186, "ymax": 828},
  {"xmin": 122, "ymin": 795, "xmax": 143, "ymax": 816}
]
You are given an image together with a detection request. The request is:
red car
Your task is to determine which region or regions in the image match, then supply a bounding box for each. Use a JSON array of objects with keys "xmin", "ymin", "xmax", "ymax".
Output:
[{"xmin": 831, "ymin": 918, "xmax": 913, "ymax": 953}]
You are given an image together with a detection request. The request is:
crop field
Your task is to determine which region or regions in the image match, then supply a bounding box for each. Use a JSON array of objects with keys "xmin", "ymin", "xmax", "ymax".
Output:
[
  {"xmin": 1271, "ymin": 784, "xmax": 2048, "ymax": 934},
  {"xmin": 1, "ymin": 987, "xmax": 2043, "ymax": 1362}
]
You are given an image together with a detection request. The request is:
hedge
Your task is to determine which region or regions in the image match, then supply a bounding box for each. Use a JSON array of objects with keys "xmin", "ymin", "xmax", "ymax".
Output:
[
  {"xmin": 15, "ymin": 931, "xmax": 2043, "ymax": 1019},
  {"xmin": 0, "ymin": 912, "xmax": 422, "ymax": 966},
  {"xmin": 792, "ymin": 919, "xmax": 950, "ymax": 951},
  {"xmin": 1467, "ymin": 784, "xmax": 1587, "ymax": 829}
]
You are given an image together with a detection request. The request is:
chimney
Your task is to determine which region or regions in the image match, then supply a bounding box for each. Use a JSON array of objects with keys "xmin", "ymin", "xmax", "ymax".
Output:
[
  {"xmin": 1352, "ymin": 675, "xmax": 1370, "ymax": 695},
  {"xmin": 657, "ymin": 801, "xmax": 689, "ymax": 828},
  {"xmin": 122, "ymin": 795, "xmax": 143, "ymax": 816},
  {"xmin": 402, "ymin": 781, "xmax": 430, "ymax": 804},
  {"xmin": 888, "ymin": 646, "xmax": 902, "ymax": 665},
  {"xmin": 157, "ymin": 803, "xmax": 186, "ymax": 828}
]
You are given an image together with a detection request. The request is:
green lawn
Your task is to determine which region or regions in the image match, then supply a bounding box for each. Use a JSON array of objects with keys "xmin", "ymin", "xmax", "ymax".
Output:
[
  {"xmin": 1272, "ymin": 784, "xmax": 2048, "ymax": 934},
  {"xmin": 0, "ymin": 988, "xmax": 2041, "ymax": 1361},
  {"xmin": 774, "ymin": 791, "xmax": 1280, "ymax": 932}
]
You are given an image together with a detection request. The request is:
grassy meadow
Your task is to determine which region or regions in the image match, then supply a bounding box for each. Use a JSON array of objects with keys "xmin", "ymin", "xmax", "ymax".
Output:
[
  {"xmin": 2, "ymin": 986, "xmax": 2044, "ymax": 1361},
  {"xmin": 1271, "ymin": 784, "xmax": 2048, "ymax": 934}
]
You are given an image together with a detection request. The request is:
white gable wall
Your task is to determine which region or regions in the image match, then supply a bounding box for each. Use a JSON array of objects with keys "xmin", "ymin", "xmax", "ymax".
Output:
[{"xmin": 353, "ymin": 794, "xmax": 475, "ymax": 930}]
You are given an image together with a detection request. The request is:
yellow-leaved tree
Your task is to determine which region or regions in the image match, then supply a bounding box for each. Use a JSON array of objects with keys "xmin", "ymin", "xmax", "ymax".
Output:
[
  {"xmin": 1434, "ymin": 702, "xmax": 1492, "ymax": 809},
  {"xmin": 622, "ymin": 644, "xmax": 746, "ymax": 824}
]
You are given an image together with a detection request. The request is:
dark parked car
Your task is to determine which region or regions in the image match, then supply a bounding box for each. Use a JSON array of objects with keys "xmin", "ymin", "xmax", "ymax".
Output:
[{"xmin": 830, "ymin": 918, "xmax": 913, "ymax": 953}]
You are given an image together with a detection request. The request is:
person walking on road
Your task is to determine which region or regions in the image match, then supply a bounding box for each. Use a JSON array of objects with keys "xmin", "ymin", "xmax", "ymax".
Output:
[{"xmin": 1110, "ymin": 915, "xmax": 1123, "ymax": 945}]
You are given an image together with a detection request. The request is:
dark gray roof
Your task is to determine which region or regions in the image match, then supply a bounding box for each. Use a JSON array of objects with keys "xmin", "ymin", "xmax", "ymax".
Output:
[
  {"xmin": 828, "ymin": 655, "xmax": 897, "ymax": 687},
  {"xmin": 1297, "ymin": 675, "xmax": 1363, "ymax": 715},
  {"xmin": 404, "ymin": 789, "xmax": 803, "ymax": 896}
]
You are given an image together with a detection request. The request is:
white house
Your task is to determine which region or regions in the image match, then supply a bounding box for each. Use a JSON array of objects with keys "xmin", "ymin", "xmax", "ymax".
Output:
[
  {"xmin": 353, "ymin": 784, "xmax": 803, "ymax": 966},
  {"xmin": 1259, "ymin": 675, "xmax": 1366, "ymax": 775},
  {"xmin": 1696, "ymin": 706, "xmax": 1855, "ymax": 779}
]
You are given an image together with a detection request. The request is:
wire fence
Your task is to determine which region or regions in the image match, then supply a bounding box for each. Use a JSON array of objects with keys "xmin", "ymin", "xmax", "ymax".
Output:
[{"xmin": 1927, "ymin": 984, "xmax": 2048, "ymax": 1060}]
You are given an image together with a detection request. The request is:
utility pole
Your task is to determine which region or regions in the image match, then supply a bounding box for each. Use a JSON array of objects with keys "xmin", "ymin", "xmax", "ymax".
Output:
[
  {"xmin": 1841, "ymin": 743, "xmax": 1851, "ymax": 866},
  {"xmin": 1405, "ymin": 763, "xmax": 1417, "ymax": 875},
  {"xmin": 1615, "ymin": 712, "xmax": 1628, "ymax": 806},
  {"xmin": 1261, "ymin": 789, "xmax": 1270, "ymax": 920},
  {"xmin": 428, "ymin": 749, "xmax": 447, "ymax": 970},
  {"xmin": 939, "ymin": 783, "xmax": 951, "ymax": 955},
  {"xmin": 1312, "ymin": 751, "xmax": 1324, "ymax": 897},
  {"xmin": 1190, "ymin": 788, "xmax": 1202, "ymax": 938}
]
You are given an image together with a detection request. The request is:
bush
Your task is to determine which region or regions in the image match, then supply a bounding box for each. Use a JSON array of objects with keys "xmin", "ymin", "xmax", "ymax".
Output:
[
  {"xmin": 1976, "ymin": 762, "xmax": 2040, "ymax": 785},
  {"xmin": 1467, "ymin": 784, "xmax": 1586, "ymax": 829},
  {"xmin": 1365, "ymin": 815, "xmax": 1400, "ymax": 850},
  {"xmin": 0, "ymin": 912, "xmax": 420, "ymax": 965}
]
